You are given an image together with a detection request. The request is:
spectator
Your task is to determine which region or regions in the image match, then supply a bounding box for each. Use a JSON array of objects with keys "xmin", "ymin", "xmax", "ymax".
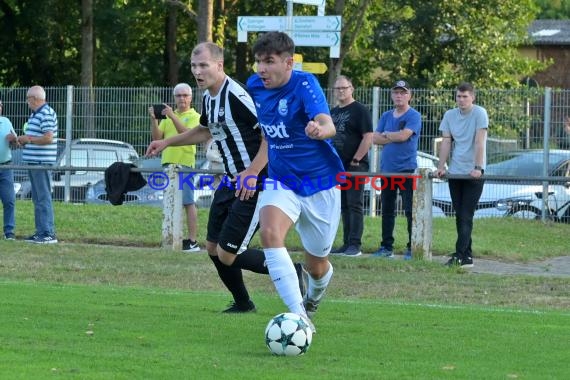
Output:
[
  {"xmin": 17, "ymin": 86, "xmax": 58, "ymax": 244},
  {"xmin": 0, "ymin": 99, "xmax": 18, "ymax": 240},
  {"xmin": 147, "ymin": 42, "xmax": 304, "ymax": 313},
  {"xmin": 248, "ymin": 31, "xmax": 345, "ymax": 333},
  {"xmin": 149, "ymin": 83, "xmax": 201, "ymax": 252},
  {"xmin": 330, "ymin": 75, "xmax": 373, "ymax": 257},
  {"xmin": 371, "ymin": 80, "xmax": 422, "ymax": 260},
  {"xmin": 436, "ymin": 82, "xmax": 488, "ymax": 268}
]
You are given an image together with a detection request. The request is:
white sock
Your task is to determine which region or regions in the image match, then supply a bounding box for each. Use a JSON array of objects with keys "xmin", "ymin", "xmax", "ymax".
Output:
[
  {"xmin": 264, "ymin": 247, "xmax": 304, "ymax": 315},
  {"xmin": 307, "ymin": 262, "xmax": 333, "ymax": 302}
]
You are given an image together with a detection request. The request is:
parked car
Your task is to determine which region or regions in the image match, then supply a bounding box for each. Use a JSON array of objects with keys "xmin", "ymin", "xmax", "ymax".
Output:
[
  {"xmin": 51, "ymin": 138, "xmax": 139, "ymax": 202},
  {"xmin": 431, "ymin": 149, "xmax": 570, "ymax": 222},
  {"xmin": 85, "ymin": 157, "xmax": 215, "ymax": 208}
]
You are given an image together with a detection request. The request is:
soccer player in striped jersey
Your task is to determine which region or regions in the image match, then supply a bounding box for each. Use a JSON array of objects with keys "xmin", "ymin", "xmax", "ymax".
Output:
[{"xmin": 147, "ymin": 42, "xmax": 305, "ymax": 313}]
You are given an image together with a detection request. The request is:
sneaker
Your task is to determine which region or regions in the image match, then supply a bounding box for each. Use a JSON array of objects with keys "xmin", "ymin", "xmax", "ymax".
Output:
[
  {"xmin": 182, "ymin": 239, "xmax": 200, "ymax": 252},
  {"xmin": 222, "ymin": 300, "xmax": 256, "ymax": 313},
  {"xmin": 330, "ymin": 244, "xmax": 347, "ymax": 255},
  {"xmin": 294, "ymin": 262, "xmax": 307, "ymax": 300},
  {"xmin": 300, "ymin": 314, "xmax": 317, "ymax": 334},
  {"xmin": 403, "ymin": 248, "xmax": 413, "ymax": 261},
  {"xmin": 445, "ymin": 254, "xmax": 474, "ymax": 268},
  {"xmin": 303, "ymin": 296, "xmax": 321, "ymax": 320},
  {"xmin": 4, "ymin": 233, "xmax": 15, "ymax": 240},
  {"xmin": 342, "ymin": 245, "xmax": 362, "ymax": 257},
  {"xmin": 24, "ymin": 234, "xmax": 39, "ymax": 243},
  {"xmin": 32, "ymin": 235, "xmax": 58, "ymax": 244},
  {"xmin": 371, "ymin": 246, "xmax": 394, "ymax": 258}
]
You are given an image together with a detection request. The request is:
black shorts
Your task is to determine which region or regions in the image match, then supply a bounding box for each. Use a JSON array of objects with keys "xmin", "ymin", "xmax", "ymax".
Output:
[{"xmin": 207, "ymin": 186, "xmax": 260, "ymax": 254}]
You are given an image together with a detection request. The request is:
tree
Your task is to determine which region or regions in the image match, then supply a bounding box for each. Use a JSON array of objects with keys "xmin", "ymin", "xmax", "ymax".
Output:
[{"xmin": 368, "ymin": 0, "xmax": 547, "ymax": 89}]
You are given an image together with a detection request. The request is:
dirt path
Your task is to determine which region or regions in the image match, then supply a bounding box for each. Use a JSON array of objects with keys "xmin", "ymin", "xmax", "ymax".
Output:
[{"xmin": 431, "ymin": 255, "xmax": 570, "ymax": 277}]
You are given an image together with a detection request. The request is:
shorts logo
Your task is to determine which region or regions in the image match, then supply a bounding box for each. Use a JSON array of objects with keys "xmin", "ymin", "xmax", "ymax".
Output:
[
  {"xmin": 227, "ymin": 243, "xmax": 238, "ymax": 249},
  {"xmin": 278, "ymin": 99, "xmax": 288, "ymax": 117}
]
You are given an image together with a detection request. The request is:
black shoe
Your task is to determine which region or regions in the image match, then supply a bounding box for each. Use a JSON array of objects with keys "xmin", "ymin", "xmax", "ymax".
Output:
[
  {"xmin": 294, "ymin": 262, "xmax": 307, "ymax": 299},
  {"xmin": 445, "ymin": 254, "xmax": 474, "ymax": 268},
  {"xmin": 4, "ymin": 233, "xmax": 15, "ymax": 240},
  {"xmin": 330, "ymin": 244, "xmax": 347, "ymax": 255},
  {"xmin": 222, "ymin": 300, "xmax": 256, "ymax": 313},
  {"xmin": 182, "ymin": 239, "xmax": 200, "ymax": 252},
  {"xmin": 342, "ymin": 245, "xmax": 362, "ymax": 257}
]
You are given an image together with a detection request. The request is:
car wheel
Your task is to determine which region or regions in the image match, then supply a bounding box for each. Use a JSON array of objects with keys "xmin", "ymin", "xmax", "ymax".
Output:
[{"xmin": 508, "ymin": 205, "xmax": 542, "ymax": 220}]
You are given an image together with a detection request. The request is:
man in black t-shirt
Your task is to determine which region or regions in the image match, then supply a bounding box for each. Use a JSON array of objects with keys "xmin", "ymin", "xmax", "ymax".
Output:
[{"xmin": 330, "ymin": 76, "xmax": 373, "ymax": 257}]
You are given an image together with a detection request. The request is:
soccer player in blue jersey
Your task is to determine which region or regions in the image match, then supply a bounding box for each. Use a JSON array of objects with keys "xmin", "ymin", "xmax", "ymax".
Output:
[{"xmin": 247, "ymin": 31, "xmax": 344, "ymax": 332}]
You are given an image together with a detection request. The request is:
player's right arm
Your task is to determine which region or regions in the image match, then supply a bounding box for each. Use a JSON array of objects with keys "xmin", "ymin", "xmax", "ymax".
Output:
[{"xmin": 146, "ymin": 126, "xmax": 211, "ymax": 157}]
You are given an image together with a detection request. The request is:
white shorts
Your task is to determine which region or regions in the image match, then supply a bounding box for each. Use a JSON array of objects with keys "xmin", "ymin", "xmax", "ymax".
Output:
[{"xmin": 258, "ymin": 182, "xmax": 340, "ymax": 257}]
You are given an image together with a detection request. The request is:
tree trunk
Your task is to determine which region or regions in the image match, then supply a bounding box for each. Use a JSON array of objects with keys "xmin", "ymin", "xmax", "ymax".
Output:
[
  {"xmin": 81, "ymin": 0, "xmax": 95, "ymax": 138},
  {"xmin": 197, "ymin": 0, "xmax": 213, "ymax": 42},
  {"xmin": 166, "ymin": 5, "xmax": 178, "ymax": 85}
]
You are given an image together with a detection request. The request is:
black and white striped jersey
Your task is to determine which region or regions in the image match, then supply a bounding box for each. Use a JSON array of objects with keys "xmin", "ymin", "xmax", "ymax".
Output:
[{"xmin": 200, "ymin": 76, "xmax": 265, "ymax": 178}]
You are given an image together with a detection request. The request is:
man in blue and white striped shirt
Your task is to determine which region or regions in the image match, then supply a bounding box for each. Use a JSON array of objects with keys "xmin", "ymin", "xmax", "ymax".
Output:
[{"xmin": 17, "ymin": 85, "xmax": 58, "ymax": 244}]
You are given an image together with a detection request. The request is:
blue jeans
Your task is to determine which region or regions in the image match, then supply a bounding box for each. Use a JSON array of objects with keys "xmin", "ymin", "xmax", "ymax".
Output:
[
  {"xmin": 448, "ymin": 178, "xmax": 485, "ymax": 258},
  {"xmin": 380, "ymin": 174, "xmax": 414, "ymax": 250},
  {"xmin": 28, "ymin": 166, "xmax": 56, "ymax": 237},
  {"xmin": 0, "ymin": 168, "xmax": 16, "ymax": 235}
]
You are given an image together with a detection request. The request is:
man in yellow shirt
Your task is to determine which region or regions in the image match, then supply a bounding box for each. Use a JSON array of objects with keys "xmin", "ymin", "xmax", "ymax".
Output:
[{"xmin": 149, "ymin": 83, "xmax": 201, "ymax": 252}]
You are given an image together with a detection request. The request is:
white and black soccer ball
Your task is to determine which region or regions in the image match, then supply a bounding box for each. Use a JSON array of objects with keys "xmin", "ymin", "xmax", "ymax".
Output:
[{"xmin": 264, "ymin": 312, "xmax": 313, "ymax": 356}]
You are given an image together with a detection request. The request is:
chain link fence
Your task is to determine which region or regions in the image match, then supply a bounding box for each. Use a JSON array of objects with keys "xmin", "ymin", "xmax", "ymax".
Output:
[{"xmin": 2, "ymin": 86, "xmax": 569, "ymax": 220}]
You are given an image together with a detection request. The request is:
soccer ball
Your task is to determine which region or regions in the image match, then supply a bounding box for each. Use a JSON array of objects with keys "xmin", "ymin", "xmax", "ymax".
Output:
[{"xmin": 264, "ymin": 312, "xmax": 313, "ymax": 356}]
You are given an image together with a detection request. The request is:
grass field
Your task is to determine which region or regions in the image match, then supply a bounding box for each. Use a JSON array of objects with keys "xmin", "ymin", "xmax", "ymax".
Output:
[{"xmin": 0, "ymin": 201, "xmax": 569, "ymax": 379}]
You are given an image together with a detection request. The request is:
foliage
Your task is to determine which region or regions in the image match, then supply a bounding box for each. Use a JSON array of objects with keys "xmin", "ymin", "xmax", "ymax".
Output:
[
  {"xmin": 370, "ymin": 0, "xmax": 548, "ymax": 89},
  {"xmin": 0, "ymin": 0, "xmax": 556, "ymax": 88},
  {"xmin": 535, "ymin": 0, "xmax": 570, "ymax": 19}
]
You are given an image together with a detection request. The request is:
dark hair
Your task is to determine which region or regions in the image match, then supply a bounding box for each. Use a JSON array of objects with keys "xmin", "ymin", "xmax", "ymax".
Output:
[
  {"xmin": 457, "ymin": 82, "xmax": 475, "ymax": 93},
  {"xmin": 252, "ymin": 31, "xmax": 295, "ymax": 57}
]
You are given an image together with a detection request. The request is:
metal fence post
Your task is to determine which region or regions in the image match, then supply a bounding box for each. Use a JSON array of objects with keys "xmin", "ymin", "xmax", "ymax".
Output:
[
  {"xmin": 411, "ymin": 168, "xmax": 433, "ymax": 260},
  {"xmin": 162, "ymin": 164, "xmax": 183, "ymax": 250},
  {"xmin": 63, "ymin": 85, "xmax": 74, "ymax": 203},
  {"xmin": 369, "ymin": 86, "xmax": 380, "ymax": 217}
]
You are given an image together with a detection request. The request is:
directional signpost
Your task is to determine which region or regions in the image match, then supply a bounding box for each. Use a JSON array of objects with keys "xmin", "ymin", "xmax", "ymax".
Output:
[{"xmin": 237, "ymin": 15, "xmax": 342, "ymax": 58}]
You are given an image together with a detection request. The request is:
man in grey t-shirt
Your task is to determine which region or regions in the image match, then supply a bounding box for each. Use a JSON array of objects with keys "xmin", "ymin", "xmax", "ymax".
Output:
[{"xmin": 436, "ymin": 82, "xmax": 488, "ymax": 268}]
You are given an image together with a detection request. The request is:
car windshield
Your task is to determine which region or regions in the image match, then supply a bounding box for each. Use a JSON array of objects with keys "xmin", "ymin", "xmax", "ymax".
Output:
[{"xmin": 486, "ymin": 151, "xmax": 568, "ymax": 176}]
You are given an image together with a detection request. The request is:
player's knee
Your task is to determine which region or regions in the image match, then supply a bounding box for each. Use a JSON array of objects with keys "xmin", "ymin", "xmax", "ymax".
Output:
[
  {"xmin": 259, "ymin": 224, "xmax": 284, "ymax": 246},
  {"xmin": 217, "ymin": 247, "xmax": 236, "ymax": 266}
]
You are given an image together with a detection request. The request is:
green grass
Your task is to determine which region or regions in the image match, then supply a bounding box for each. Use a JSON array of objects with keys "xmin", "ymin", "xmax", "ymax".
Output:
[
  {"xmin": 7, "ymin": 200, "xmax": 570, "ymax": 260},
  {"xmin": 1, "ymin": 281, "xmax": 568, "ymax": 380},
  {"xmin": 0, "ymin": 200, "xmax": 569, "ymax": 379}
]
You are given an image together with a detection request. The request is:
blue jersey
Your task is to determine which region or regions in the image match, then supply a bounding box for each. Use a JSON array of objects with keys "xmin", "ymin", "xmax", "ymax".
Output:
[
  {"xmin": 376, "ymin": 107, "xmax": 422, "ymax": 173},
  {"xmin": 247, "ymin": 70, "xmax": 343, "ymax": 196}
]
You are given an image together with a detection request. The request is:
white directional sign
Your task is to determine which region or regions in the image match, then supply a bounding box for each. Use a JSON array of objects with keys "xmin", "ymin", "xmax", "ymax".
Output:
[
  {"xmin": 237, "ymin": 15, "xmax": 342, "ymax": 58},
  {"xmin": 291, "ymin": 31, "xmax": 340, "ymax": 47},
  {"xmin": 238, "ymin": 16, "xmax": 341, "ymax": 42},
  {"xmin": 292, "ymin": 31, "xmax": 340, "ymax": 57}
]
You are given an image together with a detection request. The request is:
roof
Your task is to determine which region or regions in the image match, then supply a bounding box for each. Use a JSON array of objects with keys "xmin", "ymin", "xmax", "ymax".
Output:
[{"xmin": 528, "ymin": 20, "xmax": 570, "ymax": 45}]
